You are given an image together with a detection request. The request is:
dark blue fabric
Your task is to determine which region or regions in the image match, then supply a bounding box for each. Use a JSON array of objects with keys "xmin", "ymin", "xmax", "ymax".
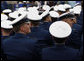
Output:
[
  {"xmin": 66, "ymin": 24, "xmax": 82, "ymax": 49},
  {"xmin": 40, "ymin": 22, "xmax": 52, "ymax": 32},
  {"xmin": 42, "ymin": 44, "xmax": 81, "ymax": 60},
  {"xmin": 79, "ymin": 34, "xmax": 83, "ymax": 58},
  {"xmin": 27, "ymin": 27, "xmax": 54, "ymax": 47},
  {"xmin": 2, "ymin": 33, "xmax": 41, "ymax": 60},
  {"xmin": 1, "ymin": 36, "xmax": 10, "ymax": 61},
  {"xmin": 77, "ymin": 10, "xmax": 83, "ymax": 26}
]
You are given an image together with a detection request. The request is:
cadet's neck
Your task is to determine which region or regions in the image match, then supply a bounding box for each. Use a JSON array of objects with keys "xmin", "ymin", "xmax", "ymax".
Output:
[{"xmin": 2, "ymin": 32, "xmax": 10, "ymax": 36}]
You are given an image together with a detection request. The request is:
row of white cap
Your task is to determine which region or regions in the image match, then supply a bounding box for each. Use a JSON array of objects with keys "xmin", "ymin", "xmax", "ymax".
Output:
[
  {"xmin": 1, "ymin": 19, "xmax": 72, "ymax": 39},
  {"xmin": 1, "ymin": 3, "xmax": 81, "ymax": 29},
  {"xmin": 2, "ymin": 4, "xmax": 82, "ymax": 16},
  {"xmin": 1, "ymin": 15, "xmax": 72, "ymax": 39},
  {"xmin": 1, "ymin": 4, "xmax": 81, "ymax": 21},
  {"xmin": 1, "ymin": 15, "xmax": 72, "ymax": 38},
  {"xmin": 1, "ymin": 4, "xmax": 80, "ymax": 38}
]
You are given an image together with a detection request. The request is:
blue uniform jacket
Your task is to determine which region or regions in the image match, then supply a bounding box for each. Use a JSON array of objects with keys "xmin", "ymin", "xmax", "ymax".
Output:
[
  {"xmin": 1, "ymin": 36, "xmax": 10, "ymax": 61},
  {"xmin": 77, "ymin": 10, "xmax": 83, "ymax": 26},
  {"xmin": 40, "ymin": 22, "xmax": 52, "ymax": 32},
  {"xmin": 2, "ymin": 33, "xmax": 41, "ymax": 60},
  {"xmin": 66, "ymin": 24, "xmax": 82, "ymax": 49},
  {"xmin": 27, "ymin": 27, "xmax": 54, "ymax": 47},
  {"xmin": 42, "ymin": 44, "xmax": 81, "ymax": 60}
]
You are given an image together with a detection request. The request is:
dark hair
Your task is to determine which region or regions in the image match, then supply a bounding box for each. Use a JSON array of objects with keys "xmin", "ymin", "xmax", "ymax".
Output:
[
  {"xmin": 65, "ymin": 8, "xmax": 70, "ymax": 12},
  {"xmin": 30, "ymin": 21, "xmax": 40, "ymax": 26},
  {"xmin": 58, "ymin": 10, "xmax": 66, "ymax": 14},
  {"xmin": 51, "ymin": 17, "xmax": 58, "ymax": 22},
  {"xmin": 59, "ymin": 13, "xmax": 75, "ymax": 20},
  {"xmin": 41, "ymin": 14, "xmax": 50, "ymax": 21},
  {"xmin": 52, "ymin": 36, "xmax": 67, "ymax": 43}
]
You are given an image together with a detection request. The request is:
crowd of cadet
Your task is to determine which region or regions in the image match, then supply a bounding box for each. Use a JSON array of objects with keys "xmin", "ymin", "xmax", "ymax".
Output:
[{"xmin": 1, "ymin": 1, "xmax": 83, "ymax": 60}]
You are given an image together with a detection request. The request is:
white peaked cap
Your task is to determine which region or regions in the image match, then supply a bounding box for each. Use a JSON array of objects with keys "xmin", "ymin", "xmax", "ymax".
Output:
[
  {"xmin": 40, "ymin": 10, "xmax": 49, "ymax": 17},
  {"xmin": 58, "ymin": 4, "xmax": 65, "ymax": 11},
  {"xmin": 18, "ymin": 7, "xmax": 27, "ymax": 13},
  {"xmin": 31, "ymin": 7, "xmax": 39, "ymax": 14},
  {"xmin": 73, "ymin": 6, "xmax": 81, "ymax": 14},
  {"xmin": 69, "ymin": 8, "xmax": 74, "ymax": 13},
  {"xmin": 33, "ymin": 6, "xmax": 39, "ymax": 10},
  {"xmin": 73, "ymin": 9, "xmax": 81, "ymax": 14},
  {"xmin": 1, "ymin": 20, "xmax": 13, "ymax": 29},
  {"xmin": 54, "ymin": 5, "xmax": 59, "ymax": 11},
  {"xmin": 27, "ymin": 7, "xmax": 39, "ymax": 15},
  {"xmin": 49, "ymin": 11, "xmax": 59, "ymax": 18},
  {"xmin": 64, "ymin": 4, "xmax": 71, "ymax": 9},
  {"xmin": 59, "ymin": 12, "xmax": 70, "ymax": 17},
  {"xmin": 42, "ymin": 5, "xmax": 51, "ymax": 10},
  {"xmin": 49, "ymin": 21, "xmax": 72, "ymax": 38},
  {"xmin": 3, "ymin": 9, "xmax": 12, "ymax": 13},
  {"xmin": 73, "ymin": 5, "xmax": 81, "ymax": 10},
  {"xmin": 9, "ymin": 11, "xmax": 19, "ymax": 18},
  {"xmin": 1, "ymin": 14, "xmax": 8, "ymax": 21},
  {"xmin": 27, "ymin": 11, "xmax": 42, "ymax": 21},
  {"xmin": 10, "ymin": 12, "xmax": 27, "ymax": 25},
  {"xmin": 27, "ymin": 7, "xmax": 33, "ymax": 11}
]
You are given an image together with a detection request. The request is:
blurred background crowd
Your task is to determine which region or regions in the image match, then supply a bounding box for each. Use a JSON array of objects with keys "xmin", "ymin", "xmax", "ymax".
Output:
[{"xmin": 1, "ymin": 1, "xmax": 82, "ymax": 12}]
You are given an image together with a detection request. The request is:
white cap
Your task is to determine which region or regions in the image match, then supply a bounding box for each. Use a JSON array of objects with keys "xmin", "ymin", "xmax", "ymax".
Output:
[
  {"xmin": 64, "ymin": 4, "xmax": 71, "ymax": 9},
  {"xmin": 58, "ymin": 4, "xmax": 65, "ymax": 11},
  {"xmin": 1, "ymin": 14, "xmax": 8, "ymax": 21},
  {"xmin": 1, "ymin": 20, "xmax": 13, "ymax": 29},
  {"xmin": 73, "ymin": 8, "xmax": 81, "ymax": 14},
  {"xmin": 27, "ymin": 7, "xmax": 39, "ymax": 15},
  {"xmin": 3, "ymin": 9, "xmax": 12, "ymax": 13},
  {"xmin": 40, "ymin": 10, "xmax": 49, "ymax": 17},
  {"xmin": 33, "ymin": 6, "xmax": 39, "ymax": 10},
  {"xmin": 73, "ymin": 6, "xmax": 81, "ymax": 14},
  {"xmin": 49, "ymin": 21, "xmax": 72, "ymax": 38},
  {"xmin": 59, "ymin": 12, "xmax": 70, "ymax": 17},
  {"xmin": 9, "ymin": 11, "xmax": 19, "ymax": 18},
  {"xmin": 49, "ymin": 11, "xmax": 59, "ymax": 18},
  {"xmin": 42, "ymin": 5, "xmax": 51, "ymax": 11},
  {"xmin": 10, "ymin": 12, "xmax": 27, "ymax": 25},
  {"xmin": 18, "ymin": 7, "xmax": 27, "ymax": 13},
  {"xmin": 27, "ymin": 11, "xmax": 42, "ymax": 21},
  {"xmin": 27, "ymin": 7, "xmax": 33, "ymax": 11},
  {"xmin": 73, "ymin": 5, "xmax": 81, "ymax": 10},
  {"xmin": 54, "ymin": 5, "xmax": 59, "ymax": 11},
  {"xmin": 18, "ymin": 7, "xmax": 26, "ymax": 11},
  {"xmin": 69, "ymin": 8, "xmax": 74, "ymax": 13}
]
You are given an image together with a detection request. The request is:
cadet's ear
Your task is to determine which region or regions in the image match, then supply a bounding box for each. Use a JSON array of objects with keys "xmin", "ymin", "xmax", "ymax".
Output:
[
  {"xmin": 28, "ymin": 22, "xmax": 32, "ymax": 28},
  {"xmin": 72, "ymin": 18, "xmax": 77, "ymax": 24},
  {"xmin": 29, "ymin": 22, "xmax": 33, "ymax": 27},
  {"xmin": 20, "ymin": 24, "xmax": 25, "ymax": 32}
]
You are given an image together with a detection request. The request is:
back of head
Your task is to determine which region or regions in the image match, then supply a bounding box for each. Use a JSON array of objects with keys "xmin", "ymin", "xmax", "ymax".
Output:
[
  {"xmin": 49, "ymin": 21, "xmax": 72, "ymax": 43},
  {"xmin": 12, "ymin": 18, "xmax": 29, "ymax": 32}
]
